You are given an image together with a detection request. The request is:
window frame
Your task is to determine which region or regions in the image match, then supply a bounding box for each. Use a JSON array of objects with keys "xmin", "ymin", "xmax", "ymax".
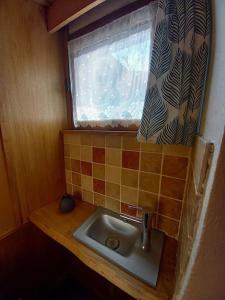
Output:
[{"xmin": 65, "ymin": 0, "xmax": 152, "ymax": 131}]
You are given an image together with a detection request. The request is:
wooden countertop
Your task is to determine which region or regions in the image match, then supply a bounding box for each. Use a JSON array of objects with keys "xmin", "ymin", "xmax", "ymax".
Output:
[{"xmin": 30, "ymin": 200, "xmax": 176, "ymax": 300}]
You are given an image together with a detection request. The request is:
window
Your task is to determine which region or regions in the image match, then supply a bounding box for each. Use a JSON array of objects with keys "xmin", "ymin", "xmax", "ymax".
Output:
[{"xmin": 68, "ymin": 3, "xmax": 156, "ymax": 129}]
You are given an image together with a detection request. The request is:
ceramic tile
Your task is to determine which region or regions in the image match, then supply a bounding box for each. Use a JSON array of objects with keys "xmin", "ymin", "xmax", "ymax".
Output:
[
  {"xmin": 72, "ymin": 185, "xmax": 82, "ymax": 199},
  {"xmin": 65, "ymin": 170, "xmax": 72, "ymax": 183},
  {"xmin": 140, "ymin": 152, "xmax": 162, "ymax": 173},
  {"xmin": 121, "ymin": 186, "xmax": 138, "ymax": 205},
  {"xmin": 106, "ymin": 182, "xmax": 120, "ymax": 200},
  {"xmin": 158, "ymin": 196, "xmax": 182, "ymax": 220},
  {"xmin": 138, "ymin": 190, "xmax": 158, "ymax": 212},
  {"xmin": 81, "ymin": 133, "xmax": 92, "ymax": 145},
  {"xmin": 163, "ymin": 145, "xmax": 190, "ymax": 157},
  {"xmin": 122, "ymin": 150, "xmax": 139, "ymax": 170},
  {"xmin": 122, "ymin": 135, "xmax": 140, "ymax": 151},
  {"xmin": 121, "ymin": 203, "xmax": 137, "ymax": 217},
  {"xmin": 81, "ymin": 145, "xmax": 92, "ymax": 162},
  {"xmin": 92, "ymin": 134, "xmax": 105, "ymax": 147},
  {"xmin": 93, "ymin": 163, "xmax": 105, "ymax": 180},
  {"xmin": 163, "ymin": 155, "xmax": 188, "ymax": 179},
  {"xmin": 105, "ymin": 165, "xmax": 121, "ymax": 184},
  {"xmin": 64, "ymin": 144, "xmax": 70, "ymax": 157},
  {"xmin": 161, "ymin": 176, "xmax": 185, "ymax": 200},
  {"xmin": 81, "ymin": 161, "xmax": 92, "ymax": 176},
  {"xmin": 139, "ymin": 172, "xmax": 160, "ymax": 194},
  {"xmin": 93, "ymin": 178, "xmax": 105, "ymax": 195},
  {"xmin": 66, "ymin": 183, "xmax": 73, "ymax": 195},
  {"xmin": 105, "ymin": 148, "xmax": 122, "ymax": 166},
  {"xmin": 140, "ymin": 143, "xmax": 162, "ymax": 153},
  {"xmin": 106, "ymin": 134, "xmax": 121, "ymax": 148},
  {"xmin": 70, "ymin": 145, "xmax": 81, "ymax": 160},
  {"xmin": 106, "ymin": 197, "xmax": 120, "ymax": 213},
  {"xmin": 82, "ymin": 190, "xmax": 93, "ymax": 204},
  {"xmin": 81, "ymin": 175, "xmax": 93, "ymax": 191},
  {"xmin": 64, "ymin": 133, "xmax": 80, "ymax": 145},
  {"xmin": 72, "ymin": 172, "xmax": 81, "ymax": 186},
  {"xmin": 64, "ymin": 157, "xmax": 71, "ymax": 170},
  {"xmin": 121, "ymin": 169, "xmax": 138, "ymax": 188},
  {"xmin": 93, "ymin": 147, "xmax": 105, "ymax": 164},
  {"xmin": 157, "ymin": 215, "xmax": 179, "ymax": 238},
  {"xmin": 94, "ymin": 193, "xmax": 105, "ymax": 207},
  {"xmin": 71, "ymin": 159, "xmax": 81, "ymax": 173}
]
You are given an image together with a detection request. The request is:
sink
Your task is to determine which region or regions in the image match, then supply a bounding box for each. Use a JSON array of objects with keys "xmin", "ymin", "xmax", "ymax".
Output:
[{"xmin": 73, "ymin": 207, "xmax": 164, "ymax": 287}]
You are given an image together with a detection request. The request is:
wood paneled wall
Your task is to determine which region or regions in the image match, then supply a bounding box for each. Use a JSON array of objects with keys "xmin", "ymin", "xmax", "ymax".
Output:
[{"xmin": 0, "ymin": 0, "xmax": 67, "ymax": 230}]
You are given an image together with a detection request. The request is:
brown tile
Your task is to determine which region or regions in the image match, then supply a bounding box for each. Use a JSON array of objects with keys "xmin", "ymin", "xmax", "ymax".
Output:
[
  {"xmin": 64, "ymin": 144, "xmax": 70, "ymax": 157},
  {"xmin": 92, "ymin": 134, "xmax": 105, "ymax": 147},
  {"xmin": 121, "ymin": 169, "xmax": 138, "ymax": 188},
  {"xmin": 106, "ymin": 134, "xmax": 121, "ymax": 148},
  {"xmin": 94, "ymin": 193, "xmax": 105, "ymax": 207},
  {"xmin": 121, "ymin": 186, "xmax": 138, "ymax": 205},
  {"xmin": 65, "ymin": 170, "xmax": 72, "ymax": 183},
  {"xmin": 139, "ymin": 172, "xmax": 160, "ymax": 193},
  {"xmin": 66, "ymin": 183, "xmax": 73, "ymax": 194},
  {"xmin": 70, "ymin": 145, "xmax": 80, "ymax": 159},
  {"xmin": 140, "ymin": 152, "xmax": 162, "ymax": 173},
  {"xmin": 72, "ymin": 185, "xmax": 82, "ymax": 199},
  {"xmin": 93, "ymin": 147, "xmax": 105, "ymax": 164},
  {"xmin": 71, "ymin": 159, "xmax": 81, "ymax": 173},
  {"xmin": 122, "ymin": 151, "xmax": 139, "ymax": 170},
  {"xmin": 72, "ymin": 172, "xmax": 81, "ymax": 186},
  {"xmin": 93, "ymin": 163, "xmax": 105, "ymax": 180},
  {"xmin": 158, "ymin": 196, "xmax": 182, "ymax": 220},
  {"xmin": 64, "ymin": 133, "xmax": 80, "ymax": 145},
  {"xmin": 64, "ymin": 157, "xmax": 71, "ymax": 170},
  {"xmin": 138, "ymin": 191, "xmax": 158, "ymax": 212},
  {"xmin": 105, "ymin": 165, "xmax": 121, "ymax": 184},
  {"xmin": 106, "ymin": 148, "xmax": 121, "ymax": 166},
  {"xmin": 161, "ymin": 176, "xmax": 185, "ymax": 200},
  {"xmin": 163, "ymin": 145, "xmax": 191, "ymax": 157},
  {"xmin": 93, "ymin": 179, "xmax": 105, "ymax": 195},
  {"xmin": 106, "ymin": 182, "xmax": 120, "ymax": 200},
  {"xmin": 81, "ymin": 145, "xmax": 92, "ymax": 162},
  {"xmin": 81, "ymin": 175, "xmax": 92, "ymax": 191},
  {"xmin": 121, "ymin": 203, "xmax": 137, "ymax": 217},
  {"xmin": 122, "ymin": 135, "xmax": 140, "ymax": 151},
  {"xmin": 157, "ymin": 216, "xmax": 179, "ymax": 238},
  {"xmin": 82, "ymin": 190, "xmax": 93, "ymax": 204},
  {"xmin": 81, "ymin": 133, "xmax": 92, "ymax": 145},
  {"xmin": 163, "ymin": 156, "xmax": 188, "ymax": 179},
  {"xmin": 106, "ymin": 197, "xmax": 120, "ymax": 213},
  {"xmin": 81, "ymin": 161, "xmax": 92, "ymax": 176},
  {"xmin": 141, "ymin": 143, "xmax": 162, "ymax": 153}
]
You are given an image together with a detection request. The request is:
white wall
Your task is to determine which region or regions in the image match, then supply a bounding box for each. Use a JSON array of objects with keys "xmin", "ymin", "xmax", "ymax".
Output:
[{"xmin": 176, "ymin": 1, "xmax": 225, "ymax": 299}]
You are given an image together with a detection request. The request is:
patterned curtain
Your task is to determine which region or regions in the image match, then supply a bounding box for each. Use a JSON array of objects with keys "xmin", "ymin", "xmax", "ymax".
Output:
[{"xmin": 138, "ymin": 0, "xmax": 211, "ymax": 146}]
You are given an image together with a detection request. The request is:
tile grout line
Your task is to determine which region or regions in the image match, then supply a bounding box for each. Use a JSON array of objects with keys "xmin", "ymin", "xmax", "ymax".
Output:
[{"xmin": 156, "ymin": 146, "xmax": 164, "ymax": 229}]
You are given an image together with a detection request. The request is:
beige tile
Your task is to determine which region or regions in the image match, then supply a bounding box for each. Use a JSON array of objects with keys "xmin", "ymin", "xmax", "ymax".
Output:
[
  {"xmin": 106, "ymin": 182, "xmax": 120, "ymax": 200},
  {"xmin": 82, "ymin": 190, "xmax": 93, "ymax": 204},
  {"xmin": 105, "ymin": 165, "xmax": 121, "ymax": 184},
  {"xmin": 94, "ymin": 193, "xmax": 105, "ymax": 207},
  {"xmin": 65, "ymin": 170, "xmax": 72, "ymax": 183},
  {"xmin": 66, "ymin": 183, "xmax": 73, "ymax": 194},
  {"xmin": 106, "ymin": 134, "xmax": 121, "ymax": 148},
  {"xmin": 163, "ymin": 144, "xmax": 191, "ymax": 157},
  {"xmin": 140, "ymin": 152, "xmax": 162, "ymax": 173},
  {"xmin": 80, "ymin": 145, "xmax": 92, "ymax": 162},
  {"xmin": 72, "ymin": 185, "xmax": 82, "ymax": 199},
  {"xmin": 64, "ymin": 133, "xmax": 80, "ymax": 145},
  {"xmin": 121, "ymin": 186, "xmax": 138, "ymax": 205},
  {"xmin": 121, "ymin": 169, "xmax": 138, "ymax": 188},
  {"xmin": 92, "ymin": 134, "xmax": 105, "ymax": 147},
  {"xmin": 81, "ymin": 175, "xmax": 93, "ymax": 191},
  {"xmin": 81, "ymin": 133, "xmax": 93, "ymax": 145},
  {"xmin": 64, "ymin": 144, "xmax": 70, "ymax": 157},
  {"xmin": 93, "ymin": 163, "xmax": 105, "ymax": 180},
  {"xmin": 106, "ymin": 197, "xmax": 120, "ymax": 213},
  {"xmin": 139, "ymin": 172, "xmax": 160, "ymax": 194},
  {"xmin": 70, "ymin": 145, "xmax": 80, "ymax": 159},
  {"xmin": 122, "ymin": 135, "xmax": 140, "ymax": 151},
  {"xmin": 141, "ymin": 143, "xmax": 162, "ymax": 153},
  {"xmin": 138, "ymin": 191, "xmax": 158, "ymax": 212},
  {"xmin": 72, "ymin": 172, "xmax": 81, "ymax": 186},
  {"xmin": 64, "ymin": 157, "xmax": 71, "ymax": 170},
  {"xmin": 105, "ymin": 148, "xmax": 121, "ymax": 166}
]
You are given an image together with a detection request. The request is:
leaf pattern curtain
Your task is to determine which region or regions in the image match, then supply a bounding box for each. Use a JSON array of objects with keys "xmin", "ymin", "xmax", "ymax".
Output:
[{"xmin": 138, "ymin": 0, "xmax": 211, "ymax": 146}]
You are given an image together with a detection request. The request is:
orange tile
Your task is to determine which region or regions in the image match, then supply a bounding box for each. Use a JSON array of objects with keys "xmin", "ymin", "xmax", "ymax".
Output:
[
  {"xmin": 121, "ymin": 203, "xmax": 137, "ymax": 217},
  {"xmin": 81, "ymin": 161, "xmax": 92, "ymax": 176},
  {"xmin": 121, "ymin": 169, "xmax": 138, "ymax": 188},
  {"xmin": 93, "ymin": 179, "xmax": 105, "ymax": 195},
  {"xmin": 94, "ymin": 193, "xmax": 105, "ymax": 207},
  {"xmin": 106, "ymin": 182, "xmax": 120, "ymax": 200},
  {"xmin": 158, "ymin": 196, "xmax": 182, "ymax": 220},
  {"xmin": 140, "ymin": 152, "xmax": 162, "ymax": 173},
  {"xmin": 93, "ymin": 147, "xmax": 105, "ymax": 164},
  {"xmin": 139, "ymin": 172, "xmax": 160, "ymax": 193},
  {"xmin": 161, "ymin": 176, "xmax": 185, "ymax": 200},
  {"xmin": 93, "ymin": 163, "xmax": 105, "ymax": 180},
  {"xmin": 64, "ymin": 157, "xmax": 71, "ymax": 170},
  {"xmin": 72, "ymin": 172, "xmax": 81, "ymax": 186},
  {"xmin": 157, "ymin": 216, "xmax": 179, "ymax": 238},
  {"xmin": 163, "ymin": 144, "xmax": 190, "ymax": 157},
  {"xmin": 122, "ymin": 135, "xmax": 140, "ymax": 151},
  {"xmin": 163, "ymin": 155, "xmax": 188, "ymax": 179},
  {"xmin": 106, "ymin": 134, "xmax": 121, "ymax": 148},
  {"xmin": 122, "ymin": 151, "xmax": 139, "ymax": 170},
  {"xmin": 138, "ymin": 191, "xmax": 158, "ymax": 212},
  {"xmin": 71, "ymin": 159, "xmax": 80, "ymax": 173}
]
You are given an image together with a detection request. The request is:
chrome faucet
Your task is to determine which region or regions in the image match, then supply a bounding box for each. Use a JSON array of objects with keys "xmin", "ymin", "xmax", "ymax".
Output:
[{"xmin": 121, "ymin": 205, "xmax": 153, "ymax": 252}]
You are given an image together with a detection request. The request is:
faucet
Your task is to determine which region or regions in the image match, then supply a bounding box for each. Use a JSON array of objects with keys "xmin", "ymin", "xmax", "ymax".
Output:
[{"xmin": 121, "ymin": 205, "xmax": 153, "ymax": 252}]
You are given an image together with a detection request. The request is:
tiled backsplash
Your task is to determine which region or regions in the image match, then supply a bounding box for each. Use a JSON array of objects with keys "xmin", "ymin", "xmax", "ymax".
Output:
[{"xmin": 64, "ymin": 131, "xmax": 191, "ymax": 239}]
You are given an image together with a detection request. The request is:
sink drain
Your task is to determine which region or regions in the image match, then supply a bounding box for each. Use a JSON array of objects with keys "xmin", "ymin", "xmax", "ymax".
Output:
[{"xmin": 105, "ymin": 237, "xmax": 120, "ymax": 250}]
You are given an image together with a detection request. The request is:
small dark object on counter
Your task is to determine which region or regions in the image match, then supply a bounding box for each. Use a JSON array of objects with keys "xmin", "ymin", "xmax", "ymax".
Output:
[{"xmin": 59, "ymin": 194, "xmax": 75, "ymax": 213}]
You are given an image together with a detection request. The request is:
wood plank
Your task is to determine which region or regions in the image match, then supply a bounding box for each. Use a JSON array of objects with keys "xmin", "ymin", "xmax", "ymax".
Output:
[
  {"xmin": 0, "ymin": 0, "xmax": 67, "ymax": 222},
  {"xmin": 30, "ymin": 200, "xmax": 176, "ymax": 300},
  {"xmin": 47, "ymin": 0, "xmax": 106, "ymax": 33}
]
